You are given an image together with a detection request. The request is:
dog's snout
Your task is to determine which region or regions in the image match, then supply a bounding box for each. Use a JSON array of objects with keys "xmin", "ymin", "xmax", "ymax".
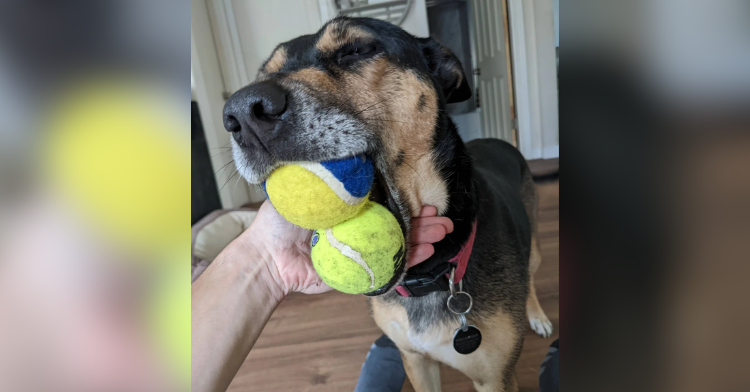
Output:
[{"xmin": 223, "ymin": 81, "xmax": 288, "ymax": 145}]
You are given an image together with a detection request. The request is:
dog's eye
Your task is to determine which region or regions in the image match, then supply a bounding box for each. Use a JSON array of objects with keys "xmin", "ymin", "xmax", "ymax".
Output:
[{"xmin": 338, "ymin": 41, "xmax": 379, "ymax": 65}]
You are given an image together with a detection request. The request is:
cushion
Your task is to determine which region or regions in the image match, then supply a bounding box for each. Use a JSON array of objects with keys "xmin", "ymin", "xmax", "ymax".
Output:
[{"xmin": 192, "ymin": 209, "xmax": 258, "ymax": 282}]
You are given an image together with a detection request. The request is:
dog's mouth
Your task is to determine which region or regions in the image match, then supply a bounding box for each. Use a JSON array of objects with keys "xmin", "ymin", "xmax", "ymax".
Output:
[{"xmin": 363, "ymin": 165, "xmax": 408, "ymax": 297}]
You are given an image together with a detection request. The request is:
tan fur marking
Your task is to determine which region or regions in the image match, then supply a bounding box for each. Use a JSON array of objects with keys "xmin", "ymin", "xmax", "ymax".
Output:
[
  {"xmin": 401, "ymin": 351, "xmax": 442, "ymax": 392},
  {"xmin": 384, "ymin": 71, "xmax": 448, "ymax": 214},
  {"xmin": 372, "ymin": 298, "xmax": 521, "ymax": 391},
  {"xmin": 445, "ymin": 310, "xmax": 520, "ymax": 391},
  {"xmin": 454, "ymin": 67, "xmax": 464, "ymax": 89},
  {"xmin": 264, "ymin": 47, "xmax": 287, "ymax": 74},
  {"xmin": 526, "ymin": 235, "xmax": 552, "ymax": 337},
  {"xmin": 286, "ymin": 68, "xmax": 338, "ymax": 94},
  {"xmin": 529, "ymin": 236, "xmax": 542, "ymax": 274},
  {"xmin": 337, "ymin": 58, "xmax": 448, "ymax": 215},
  {"xmin": 520, "ymin": 174, "xmax": 552, "ymax": 337},
  {"xmin": 371, "ymin": 299, "xmax": 442, "ymax": 391},
  {"xmin": 315, "ymin": 23, "xmax": 372, "ymax": 53},
  {"xmin": 371, "ymin": 299, "xmax": 413, "ymax": 349}
]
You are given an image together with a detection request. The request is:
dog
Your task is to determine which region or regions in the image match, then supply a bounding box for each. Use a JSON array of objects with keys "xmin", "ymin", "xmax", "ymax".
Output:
[{"xmin": 223, "ymin": 16, "xmax": 552, "ymax": 392}]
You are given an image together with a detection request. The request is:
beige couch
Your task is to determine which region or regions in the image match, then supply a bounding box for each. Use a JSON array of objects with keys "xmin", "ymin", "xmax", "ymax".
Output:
[{"xmin": 191, "ymin": 208, "xmax": 258, "ymax": 282}]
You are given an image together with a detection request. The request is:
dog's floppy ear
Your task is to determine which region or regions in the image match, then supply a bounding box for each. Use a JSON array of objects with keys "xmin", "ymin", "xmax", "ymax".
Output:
[{"xmin": 419, "ymin": 37, "xmax": 472, "ymax": 103}]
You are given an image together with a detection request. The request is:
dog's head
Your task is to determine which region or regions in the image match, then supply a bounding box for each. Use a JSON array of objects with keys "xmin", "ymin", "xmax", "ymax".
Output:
[{"xmin": 224, "ymin": 17, "xmax": 470, "ymax": 293}]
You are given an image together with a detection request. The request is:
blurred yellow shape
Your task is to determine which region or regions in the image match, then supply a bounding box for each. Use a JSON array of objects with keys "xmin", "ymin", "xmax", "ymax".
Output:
[
  {"xmin": 43, "ymin": 77, "xmax": 190, "ymax": 388},
  {"xmin": 45, "ymin": 78, "xmax": 189, "ymax": 254}
]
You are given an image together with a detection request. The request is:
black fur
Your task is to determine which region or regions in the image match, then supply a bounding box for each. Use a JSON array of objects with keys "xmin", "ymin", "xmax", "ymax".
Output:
[
  {"xmin": 395, "ymin": 149, "xmax": 406, "ymax": 166},
  {"xmin": 418, "ymin": 36, "xmax": 473, "ymax": 103},
  {"xmin": 417, "ymin": 94, "xmax": 427, "ymax": 111}
]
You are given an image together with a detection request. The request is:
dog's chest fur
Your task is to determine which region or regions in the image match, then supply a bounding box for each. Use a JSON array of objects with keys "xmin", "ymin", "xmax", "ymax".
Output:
[
  {"xmin": 371, "ymin": 297, "xmax": 464, "ymax": 366},
  {"xmin": 371, "ymin": 294, "xmax": 521, "ymax": 383}
]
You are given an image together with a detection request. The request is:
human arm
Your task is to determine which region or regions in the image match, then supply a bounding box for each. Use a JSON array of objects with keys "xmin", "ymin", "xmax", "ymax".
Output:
[{"xmin": 190, "ymin": 201, "xmax": 452, "ymax": 392}]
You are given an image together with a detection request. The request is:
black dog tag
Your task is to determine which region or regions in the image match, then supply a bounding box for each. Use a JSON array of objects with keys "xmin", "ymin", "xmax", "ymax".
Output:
[{"xmin": 453, "ymin": 325, "xmax": 482, "ymax": 354}]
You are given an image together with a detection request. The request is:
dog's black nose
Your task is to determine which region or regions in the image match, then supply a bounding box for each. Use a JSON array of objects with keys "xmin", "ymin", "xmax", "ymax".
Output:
[{"xmin": 223, "ymin": 81, "xmax": 288, "ymax": 146}]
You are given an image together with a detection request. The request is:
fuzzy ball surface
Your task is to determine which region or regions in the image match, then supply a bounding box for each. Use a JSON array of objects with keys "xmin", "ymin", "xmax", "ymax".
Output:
[
  {"xmin": 310, "ymin": 202, "xmax": 405, "ymax": 294},
  {"xmin": 264, "ymin": 155, "xmax": 373, "ymax": 229}
]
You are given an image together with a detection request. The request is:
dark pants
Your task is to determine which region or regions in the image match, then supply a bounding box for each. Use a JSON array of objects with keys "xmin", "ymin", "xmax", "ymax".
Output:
[{"xmin": 354, "ymin": 335, "xmax": 405, "ymax": 392}]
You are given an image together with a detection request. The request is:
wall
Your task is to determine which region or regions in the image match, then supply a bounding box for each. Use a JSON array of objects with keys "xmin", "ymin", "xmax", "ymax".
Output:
[
  {"xmin": 399, "ymin": 0, "xmax": 430, "ymax": 37},
  {"xmin": 318, "ymin": 0, "xmax": 430, "ymax": 37},
  {"xmin": 535, "ymin": 0, "xmax": 559, "ymax": 158},
  {"xmin": 192, "ymin": 0, "xmax": 259, "ymax": 208},
  {"xmin": 511, "ymin": 0, "xmax": 559, "ymax": 159},
  {"xmin": 452, "ymin": 111, "xmax": 482, "ymax": 141},
  {"xmin": 553, "ymin": 0, "xmax": 559, "ymax": 48},
  {"xmin": 232, "ymin": 0, "xmax": 323, "ymax": 86}
]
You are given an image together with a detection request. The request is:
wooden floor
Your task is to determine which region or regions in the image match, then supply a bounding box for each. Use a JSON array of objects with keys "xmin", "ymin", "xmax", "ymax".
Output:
[{"xmin": 228, "ymin": 180, "xmax": 559, "ymax": 392}]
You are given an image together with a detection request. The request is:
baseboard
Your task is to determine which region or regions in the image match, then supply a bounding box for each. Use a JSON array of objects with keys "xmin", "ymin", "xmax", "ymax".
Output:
[
  {"xmin": 527, "ymin": 158, "xmax": 559, "ymax": 177},
  {"xmin": 518, "ymin": 146, "xmax": 559, "ymax": 161}
]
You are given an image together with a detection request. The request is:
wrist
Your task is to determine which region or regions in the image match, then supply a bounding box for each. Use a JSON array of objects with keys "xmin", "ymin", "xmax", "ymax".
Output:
[{"xmin": 217, "ymin": 232, "xmax": 287, "ymax": 305}]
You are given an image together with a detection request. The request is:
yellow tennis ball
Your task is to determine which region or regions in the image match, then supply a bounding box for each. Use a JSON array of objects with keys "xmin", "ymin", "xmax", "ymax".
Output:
[
  {"xmin": 264, "ymin": 155, "xmax": 374, "ymax": 229},
  {"xmin": 310, "ymin": 202, "xmax": 405, "ymax": 294}
]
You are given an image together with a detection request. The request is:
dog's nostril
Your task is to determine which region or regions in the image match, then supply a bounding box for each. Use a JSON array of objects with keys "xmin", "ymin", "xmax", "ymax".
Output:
[
  {"xmin": 224, "ymin": 115, "xmax": 241, "ymax": 133},
  {"xmin": 251, "ymin": 101, "xmax": 268, "ymax": 121},
  {"xmin": 251, "ymin": 98, "xmax": 285, "ymax": 122}
]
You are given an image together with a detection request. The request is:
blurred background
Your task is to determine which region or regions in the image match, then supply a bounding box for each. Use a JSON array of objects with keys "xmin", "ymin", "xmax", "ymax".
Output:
[{"xmin": 0, "ymin": 0, "xmax": 189, "ymax": 391}]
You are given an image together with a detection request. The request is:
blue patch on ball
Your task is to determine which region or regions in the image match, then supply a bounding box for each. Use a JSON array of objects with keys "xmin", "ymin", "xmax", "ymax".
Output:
[
  {"xmin": 311, "ymin": 232, "xmax": 319, "ymax": 248},
  {"xmin": 320, "ymin": 155, "xmax": 373, "ymax": 198}
]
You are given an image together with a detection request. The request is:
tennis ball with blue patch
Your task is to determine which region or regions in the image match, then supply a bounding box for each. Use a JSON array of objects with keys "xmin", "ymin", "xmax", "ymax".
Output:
[
  {"xmin": 264, "ymin": 155, "xmax": 373, "ymax": 229},
  {"xmin": 310, "ymin": 202, "xmax": 405, "ymax": 294}
]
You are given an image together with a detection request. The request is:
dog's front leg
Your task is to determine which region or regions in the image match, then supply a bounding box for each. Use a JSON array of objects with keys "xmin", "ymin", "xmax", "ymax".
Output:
[
  {"xmin": 401, "ymin": 350, "xmax": 441, "ymax": 392},
  {"xmin": 371, "ymin": 300, "xmax": 442, "ymax": 390}
]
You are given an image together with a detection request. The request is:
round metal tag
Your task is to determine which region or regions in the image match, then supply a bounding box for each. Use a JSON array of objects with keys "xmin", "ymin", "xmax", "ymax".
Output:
[{"xmin": 453, "ymin": 325, "xmax": 482, "ymax": 354}]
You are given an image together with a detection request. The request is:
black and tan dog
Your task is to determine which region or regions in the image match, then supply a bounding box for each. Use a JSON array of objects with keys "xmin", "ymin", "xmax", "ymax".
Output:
[{"xmin": 223, "ymin": 16, "xmax": 552, "ymax": 392}]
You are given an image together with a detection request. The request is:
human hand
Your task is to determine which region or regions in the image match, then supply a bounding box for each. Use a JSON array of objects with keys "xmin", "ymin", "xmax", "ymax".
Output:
[
  {"xmin": 407, "ymin": 205, "xmax": 454, "ymax": 267},
  {"xmin": 241, "ymin": 201, "xmax": 454, "ymax": 296}
]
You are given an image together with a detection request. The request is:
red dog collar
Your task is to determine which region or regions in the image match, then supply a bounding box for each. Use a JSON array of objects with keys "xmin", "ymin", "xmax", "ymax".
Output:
[{"xmin": 396, "ymin": 220, "xmax": 477, "ymax": 297}]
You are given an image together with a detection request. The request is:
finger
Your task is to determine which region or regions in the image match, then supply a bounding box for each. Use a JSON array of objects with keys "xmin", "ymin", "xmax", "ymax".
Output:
[
  {"xmin": 407, "ymin": 243, "xmax": 435, "ymax": 267},
  {"xmin": 410, "ymin": 224, "xmax": 449, "ymax": 245},
  {"xmin": 411, "ymin": 216, "xmax": 454, "ymax": 233},
  {"xmin": 416, "ymin": 205, "xmax": 437, "ymax": 217}
]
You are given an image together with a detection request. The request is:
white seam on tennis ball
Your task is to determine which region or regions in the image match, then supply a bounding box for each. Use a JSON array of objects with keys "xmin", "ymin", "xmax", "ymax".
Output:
[
  {"xmin": 296, "ymin": 162, "xmax": 367, "ymax": 206},
  {"xmin": 325, "ymin": 228, "xmax": 375, "ymax": 289}
]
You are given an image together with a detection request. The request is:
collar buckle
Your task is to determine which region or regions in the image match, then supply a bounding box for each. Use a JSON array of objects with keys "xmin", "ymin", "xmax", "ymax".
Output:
[{"xmin": 399, "ymin": 263, "xmax": 452, "ymax": 297}]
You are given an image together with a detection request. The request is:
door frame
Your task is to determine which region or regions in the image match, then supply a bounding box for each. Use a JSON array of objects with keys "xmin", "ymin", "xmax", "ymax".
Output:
[
  {"xmin": 507, "ymin": 0, "xmax": 559, "ymax": 159},
  {"xmin": 192, "ymin": 0, "xmax": 262, "ymax": 208}
]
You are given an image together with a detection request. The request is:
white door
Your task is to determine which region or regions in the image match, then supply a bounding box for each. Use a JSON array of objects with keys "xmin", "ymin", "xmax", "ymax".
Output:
[{"xmin": 471, "ymin": 0, "xmax": 514, "ymax": 144}]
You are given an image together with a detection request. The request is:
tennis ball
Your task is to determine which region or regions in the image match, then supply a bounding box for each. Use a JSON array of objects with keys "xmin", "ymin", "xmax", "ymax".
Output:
[
  {"xmin": 310, "ymin": 202, "xmax": 405, "ymax": 294},
  {"xmin": 264, "ymin": 155, "xmax": 373, "ymax": 229}
]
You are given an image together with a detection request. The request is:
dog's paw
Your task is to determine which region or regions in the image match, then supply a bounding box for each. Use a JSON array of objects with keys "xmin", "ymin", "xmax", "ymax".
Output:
[{"xmin": 529, "ymin": 317, "xmax": 553, "ymax": 338}]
